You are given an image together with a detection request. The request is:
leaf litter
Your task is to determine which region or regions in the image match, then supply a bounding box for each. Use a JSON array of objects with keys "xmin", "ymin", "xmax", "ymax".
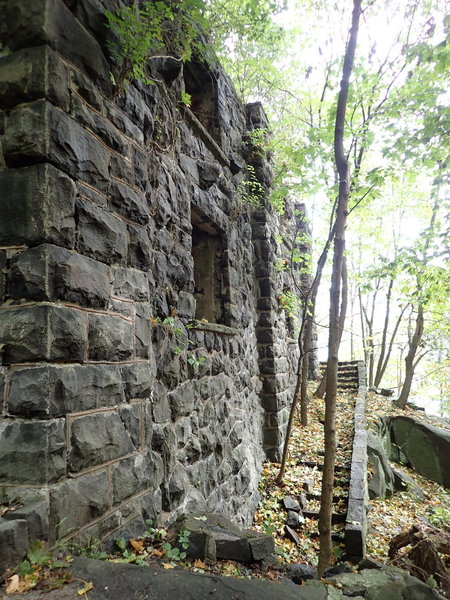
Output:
[{"xmin": 3, "ymin": 387, "xmax": 449, "ymax": 594}]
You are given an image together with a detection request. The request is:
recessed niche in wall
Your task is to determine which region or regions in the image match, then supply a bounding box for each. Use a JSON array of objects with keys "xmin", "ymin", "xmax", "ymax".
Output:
[
  {"xmin": 184, "ymin": 61, "xmax": 219, "ymax": 142},
  {"xmin": 191, "ymin": 206, "xmax": 224, "ymax": 323}
]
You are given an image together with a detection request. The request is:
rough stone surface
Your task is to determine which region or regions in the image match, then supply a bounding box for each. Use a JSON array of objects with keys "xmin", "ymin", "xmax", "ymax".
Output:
[
  {"xmin": 69, "ymin": 412, "xmax": 136, "ymax": 472},
  {"xmin": 0, "ymin": 419, "xmax": 66, "ymax": 484},
  {"xmin": 389, "ymin": 416, "xmax": 450, "ymax": 488},
  {"xmin": 9, "ymin": 244, "xmax": 111, "ymax": 308},
  {"xmin": 49, "ymin": 471, "xmax": 110, "ymax": 539},
  {"xmin": 0, "ymin": 164, "xmax": 76, "ymax": 247},
  {"xmin": 2, "ymin": 499, "xmax": 49, "ymax": 542},
  {"xmin": 0, "ymin": 0, "xmax": 307, "ymax": 563},
  {"xmin": 367, "ymin": 430, "xmax": 395, "ymax": 499},
  {"xmin": 8, "ymin": 364, "xmax": 124, "ymax": 417},
  {"xmin": 170, "ymin": 513, "xmax": 274, "ymax": 562},
  {"xmin": 0, "ymin": 519, "xmax": 28, "ymax": 575},
  {"xmin": 0, "ymin": 305, "xmax": 87, "ymax": 363},
  {"xmin": 285, "ymin": 563, "xmax": 316, "ymax": 584}
]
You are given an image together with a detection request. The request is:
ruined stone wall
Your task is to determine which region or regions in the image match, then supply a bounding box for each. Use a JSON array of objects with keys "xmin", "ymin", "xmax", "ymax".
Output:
[{"xmin": 0, "ymin": 0, "xmax": 304, "ymax": 569}]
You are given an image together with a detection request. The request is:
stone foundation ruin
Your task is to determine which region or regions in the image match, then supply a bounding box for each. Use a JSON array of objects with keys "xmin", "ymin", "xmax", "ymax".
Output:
[{"xmin": 0, "ymin": 0, "xmax": 314, "ymax": 571}]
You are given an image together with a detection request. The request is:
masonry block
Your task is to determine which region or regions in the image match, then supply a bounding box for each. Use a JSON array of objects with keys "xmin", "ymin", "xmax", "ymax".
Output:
[
  {"xmin": 169, "ymin": 381, "xmax": 195, "ymax": 418},
  {"xmin": 5, "ymin": 0, "xmax": 111, "ymax": 93},
  {"xmin": 8, "ymin": 364, "xmax": 124, "ymax": 418},
  {"xmin": 112, "ymin": 267, "xmax": 150, "ymax": 301},
  {"xmin": 0, "ymin": 419, "xmax": 66, "ymax": 484},
  {"xmin": 118, "ymin": 402, "xmax": 142, "ymax": 449},
  {"xmin": 10, "ymin": 244, "xmax": 111, "ymax": 308},
  {"xmin": 0, "ymin": 305, "xmax": 87, "ymax": 363},
  {"xmin": 49, "ymin": 470, "xmax": 110, "ymax": 539},
  {"xmin": 0, "ymin": 519, "xmax": 28, "ymax": 575},
  {"xmin": 0, "ymin": 164, "xmax": 75, "ymax": 247},
  {"xmin": 88, "ymin": 313, "xmax": 133, "ymax": 361},
  {"xmin": 152, "ymin": 381, "xmax": 171, "ymax": 423},
  {"xmin": 127, "ymin": 224, "xmax": 153, "ymax": 270},
  {"xmin": 0, "ymin": 251, "xmax": 5, "ymax": 303},
  {"xmin": 76, "ymin": 197, "xmax": 128, "ymax": 265},
  {"xmin": 0, "ymin": 45, "xmax": 70, "ymax": 109},
  {"xmin": 110, "ymin": 181, "xmax": 150, "ymax": 225},
  {"xmin": 69, "ymin": 411, "xmax": 135, "ymax": 473},
  {"xmin": 121, "ymin": 362, "xmax": 155, "ymax": 400},
  {"xmin": 3, "ymin": 100, "xmax": 110, "ymax": 192},
  {"xmin": 111, "ymin": 451, "xmax": 164, "ymax": 505},
  {"xmin": 2, "ymin": 499, "xmax": 49, "ymax": 542}
]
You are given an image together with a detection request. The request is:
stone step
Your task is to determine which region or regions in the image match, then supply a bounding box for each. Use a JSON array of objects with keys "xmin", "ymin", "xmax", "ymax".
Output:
[
  {"xmin": 305, "ymin": 492, "xmax": 346, "ymax": 503},
  {"xmin": 302, "ymin": 510, "xmax": 347, "ymax": 524},
  {"xmin": 296, "ymin": 459, "xmax": 350, "ymax": 472}
]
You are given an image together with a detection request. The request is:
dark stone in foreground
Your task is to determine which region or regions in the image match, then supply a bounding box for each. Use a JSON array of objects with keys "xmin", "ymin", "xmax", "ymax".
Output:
[
  {"xmin": 286, "ymin": 510, "xmax": 304, "ymax": 529},
  {"xmin": 6, "ymin": 559, "xmax": 445, "ymax": 600},
  {"xmin": 323, "ymin": 562, "xmax": 353, "ymax": 577},
  {"xmin": 170, "ymin": 513, "xmax": 274, "ymax": 562},
  {"xmin": 71, "ymin": 557, "xmax": 317, "ymax": 600},
  {"xmin": 284, "ymin": 524, "xmax": 301, "ymax": 546},
  {"xmin": 285, "ymin": 563, "xmax": 316, "ymax": 583}
]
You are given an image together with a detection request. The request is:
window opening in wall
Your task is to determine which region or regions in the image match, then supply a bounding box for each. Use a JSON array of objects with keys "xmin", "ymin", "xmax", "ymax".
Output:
[
  {"xmin": 184, "ymin": 61, "xmax": 219, "ymax": 142},
  {"xmin": 191, "ymin": 207, "xmax": 224, "ymax": 323}
]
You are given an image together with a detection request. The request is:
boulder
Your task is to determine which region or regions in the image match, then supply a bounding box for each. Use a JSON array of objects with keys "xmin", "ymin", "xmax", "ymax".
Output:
[
  {"xmin": 392, "ymin": 467, "xmax": 425, "ymax": 500},
  {"xmin": 389, "ymin": 416, "xmax": 450, "ymax": 488},
  {"xmin": 285, "ymin": 563, "xmax": 316, "ymax": 583},
  {"xmin": 367, "ymin": 430, "xmax": 395, "ymax": 499}
]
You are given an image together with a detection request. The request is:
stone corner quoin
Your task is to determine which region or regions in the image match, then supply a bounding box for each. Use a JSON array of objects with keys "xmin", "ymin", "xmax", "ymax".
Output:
[{"xmin": 0, "ymin": 0, "xmax": 317, "ymax": 572}]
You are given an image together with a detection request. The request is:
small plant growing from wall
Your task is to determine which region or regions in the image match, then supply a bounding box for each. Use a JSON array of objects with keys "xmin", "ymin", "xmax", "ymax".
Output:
[
  {"xmin": 151, "ymin": 314, "xmax": 206, "ymax": 373},
  {"xmin": 105, "ymin": 0, "xmax": 206, "ymax": 92}
]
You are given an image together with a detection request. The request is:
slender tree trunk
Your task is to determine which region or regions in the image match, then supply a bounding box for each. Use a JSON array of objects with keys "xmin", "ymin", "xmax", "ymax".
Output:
[
  {"xmin": 300, "ymin": 318, "xmax": 313, "ymax": 426},
  {"xmin": 318, "ymin": 0, "xmax": 361, "ymax": 577},
  {"xmin": 314, "ymin": 257, "xmax": 348, "ymax": 400},
  {"xmin": 358, "ymin": 288, "xmax": 367, "ymax": 366},
  {"xmin": 397, "ymin": 198, "xmax": 439, "ymax": 408},
  {"xmin": 397, "ymin": 305, "xmax": 424, "ymax": 407},
  {"xmin": 373, "ymin": 278, "xmax": 393, "ymax": 386},
  {"xmin": 374, "ymin": 304, "xmax": 407, "ymax": 387}
]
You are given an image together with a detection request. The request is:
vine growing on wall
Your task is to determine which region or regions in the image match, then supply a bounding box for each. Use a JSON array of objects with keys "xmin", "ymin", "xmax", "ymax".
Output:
[
  {"xmin": 105, "ymin": 0, "xmax": 285, "ymax": 94},
  {"xmin": 105, "ymin": 0, "xmax": 206, "ymax": 92}
]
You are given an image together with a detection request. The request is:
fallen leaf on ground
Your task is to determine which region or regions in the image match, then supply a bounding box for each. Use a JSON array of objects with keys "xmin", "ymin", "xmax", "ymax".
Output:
[
  {"xmin": 193, "ymin": 559, "xmax": 207, "ymax": 569},
  {"xmin": 5, "ymin": 575, "xmax": 20, "ymax": 594},
  {"xmin": 162, "ymin": 563, "xmax": 175, "ymax": 569},
  {"xmin": 130, "ymin": 538, "xmax": 145, "ymax": 553},
  {"xmin": 77, "ymin": 581, "xmax": 93, "ymax": 596}
]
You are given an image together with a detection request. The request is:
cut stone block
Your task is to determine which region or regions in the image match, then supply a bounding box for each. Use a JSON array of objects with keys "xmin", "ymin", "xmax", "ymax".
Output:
[
  {"xmin": 0, "ymin": 164, "xmax": 75, "ymax": 247},
  {"xmin": 10, "ymin": 244, "xmax": 111, "ymax": 308},
  {"xmin": 69, "ymin": 411, "xmax": 135, "ymax": 472},
  {"xmin": 8, "ymin": 364, "xmax": 124, "ymax": 418},
  {"xmin": 0, "ymin": 305, "xmax": 87, "ymax": 363},
  {"xmin": 0, "ymin": 419, "xmax": 66, "ymax": 484}
]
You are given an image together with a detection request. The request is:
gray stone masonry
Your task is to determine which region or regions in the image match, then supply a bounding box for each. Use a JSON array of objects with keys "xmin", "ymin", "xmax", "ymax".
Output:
[
  {"xmin": 0, "ymin": 0, "xmax": 308, "ymax": 574},
  {"xmin": 344, "ymin": 361, "xmax": 369, "ymax": 562}
]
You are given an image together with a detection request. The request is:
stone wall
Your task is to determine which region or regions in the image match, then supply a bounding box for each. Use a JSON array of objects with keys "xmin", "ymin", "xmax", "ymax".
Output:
[{"xmin": 0, "ymin": 0, "xmax": 306, "ymax": 569}]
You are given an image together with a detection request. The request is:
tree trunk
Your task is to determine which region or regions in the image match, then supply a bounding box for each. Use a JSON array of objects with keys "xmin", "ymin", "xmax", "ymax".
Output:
[
  {"xmin": 314, "ymin": 257, "xmax": 348, "ymax": 400},
  {"xmin": 397, "ymin": 305, "xmax": 424, "ymax": 408},
  {"xmin": 373, "ymin": 278, "xmax": 393, "ymax": 386},
  {"xmin": 318, "ymin": 0, "xmax": 361, "ymax": 577},
  {"xmin": 374, "ymin": 303, "xmax": 407, "ymax": 388}
]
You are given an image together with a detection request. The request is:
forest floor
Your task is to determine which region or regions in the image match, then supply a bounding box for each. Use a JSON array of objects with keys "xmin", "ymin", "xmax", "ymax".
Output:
[
  {"xmin": 252, "ymin": 388, "xmax": 450, "ymax": 570},
  {"xmin": 3, "ymin": 387, "xmax": 450, "ymax": 596}
]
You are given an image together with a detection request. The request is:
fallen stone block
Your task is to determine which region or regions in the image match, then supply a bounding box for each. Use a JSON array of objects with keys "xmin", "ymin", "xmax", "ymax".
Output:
[{"xmin": 169, "ymin": 513, "xmax": 274, "ymax": 562}]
